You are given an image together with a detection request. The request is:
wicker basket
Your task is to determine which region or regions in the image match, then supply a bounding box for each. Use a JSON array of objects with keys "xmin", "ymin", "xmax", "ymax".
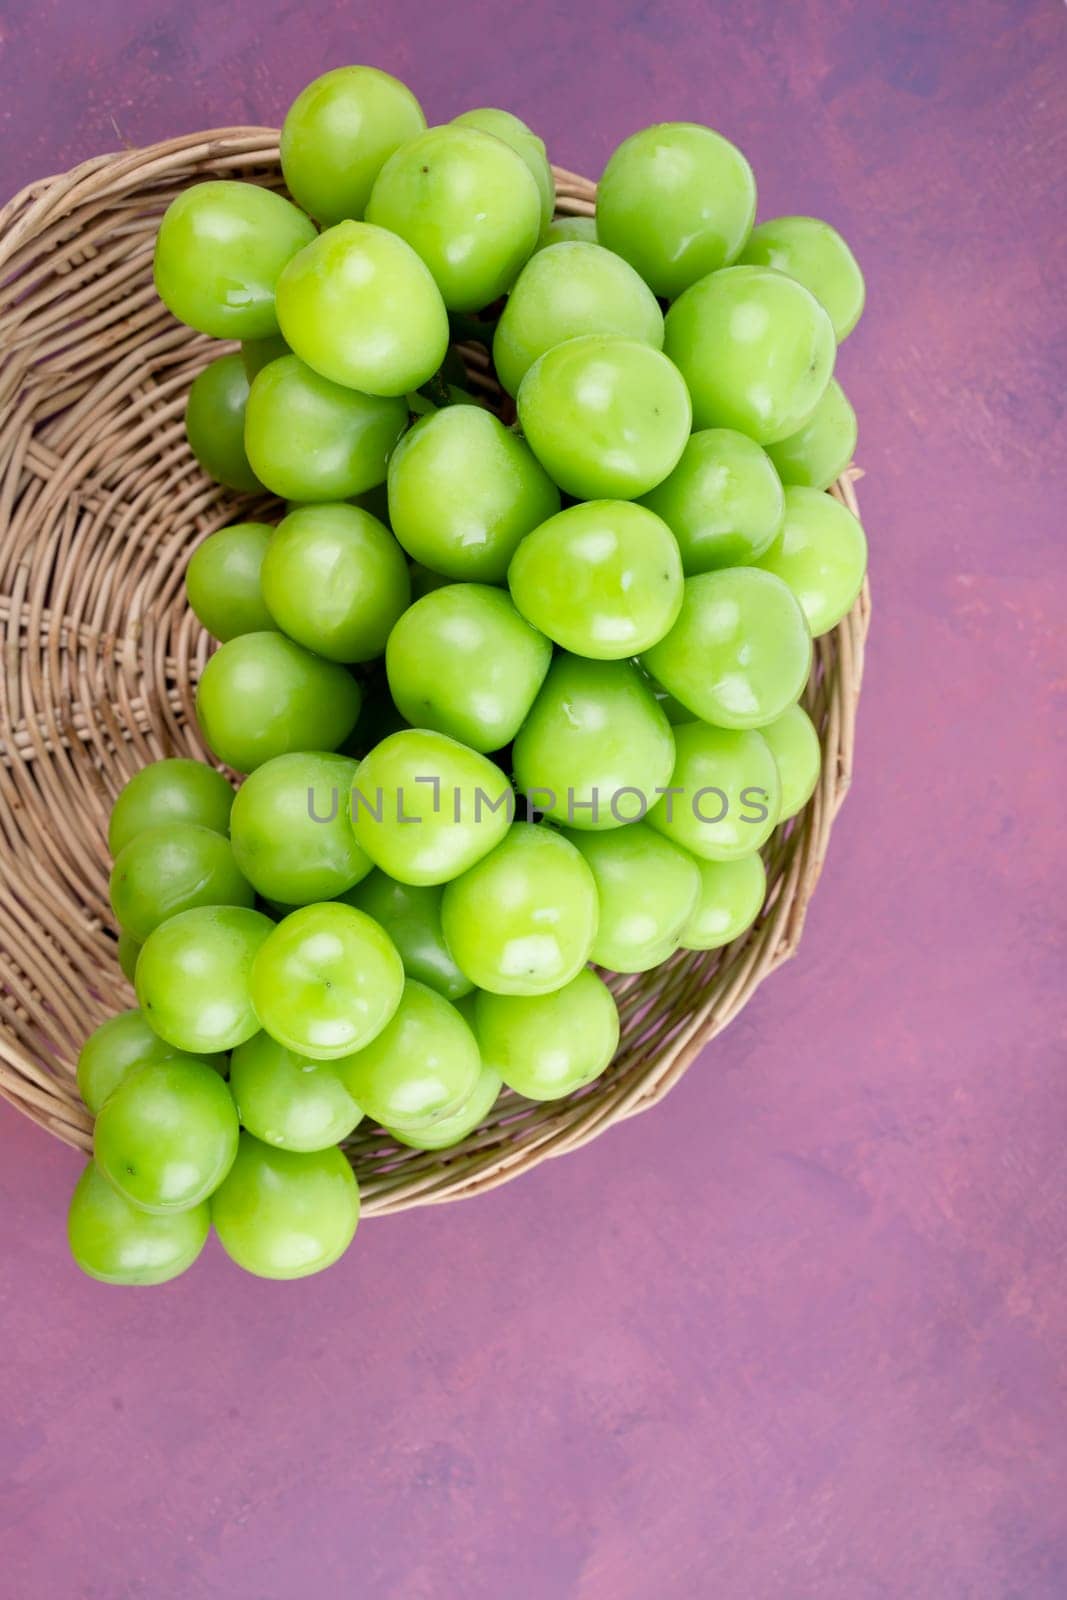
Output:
[{"xmin": 0, "ymin": 129, "xmax": 869, "ymax": 1215}]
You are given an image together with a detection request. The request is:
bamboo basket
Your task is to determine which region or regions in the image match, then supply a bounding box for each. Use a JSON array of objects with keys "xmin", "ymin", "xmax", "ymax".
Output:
[{"xmin": 0, "ymin": 129, "xmax": 869, "ymax": 1215}]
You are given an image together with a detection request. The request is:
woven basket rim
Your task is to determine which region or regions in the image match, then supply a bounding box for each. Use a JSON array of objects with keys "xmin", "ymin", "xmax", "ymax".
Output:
[{"xmin": 0, "ymin": 129, "xmax": 870, "ymax": 1216}]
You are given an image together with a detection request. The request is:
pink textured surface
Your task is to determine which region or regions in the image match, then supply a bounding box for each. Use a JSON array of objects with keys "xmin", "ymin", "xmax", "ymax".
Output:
[{"xmin": 1, "ymin": 3, "xmax": 1065, "ymax": 1596}]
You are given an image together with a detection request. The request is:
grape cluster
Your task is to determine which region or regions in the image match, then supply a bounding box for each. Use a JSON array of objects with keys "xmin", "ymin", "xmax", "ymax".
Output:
[{"xmin": 67, "ymin": 66, "xmax": 867, "ymax": 1286}]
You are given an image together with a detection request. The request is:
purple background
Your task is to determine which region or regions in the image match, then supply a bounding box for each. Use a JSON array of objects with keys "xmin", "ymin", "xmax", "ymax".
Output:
[{"xmin": 1, "ymin": 3, "xmax": 1065, "ymax": 1596}]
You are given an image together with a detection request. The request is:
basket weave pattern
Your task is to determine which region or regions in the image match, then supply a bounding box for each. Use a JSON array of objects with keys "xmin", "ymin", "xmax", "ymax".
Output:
[{"xmin": 0, "ymin": 130, "xmax": 869, "ymax": 1215}]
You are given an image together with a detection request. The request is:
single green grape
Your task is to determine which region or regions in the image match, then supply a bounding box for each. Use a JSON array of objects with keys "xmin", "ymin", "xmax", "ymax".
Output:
[
  {"xmin": 184, "ymin": 354, "xmax": 261, "ymax": 492},
  {"xmin": 766, "ymin": 379, "xmax": 857, "ymax": 491},
  {"xmin": 276, "ymin": 221, "xmax": 449, "ymax": 396},
  {"xmin": 384, "ymin": 1062, "xmax": 502, "ymax": 1149},
  {"xmin": 387, "ymin": 406, "xmax": 560, "ymax": 582},
  {"xmin": 281, "ymin": 65, "xmax": 427, "ymax": 225},
  {"xmin": 474, "ymin": 969, "xmax": 619, "ymax": 1099},
  {"xmin": 250, "ymin": 901, "xmax": 404, "ymax": 1060},
  {"xmin": 517, "ymin": 334, "xmax": 691, "ymax": 500},
  {"xmin": 664, "ymin": 266, "xmax": 835, "ymax": 443},
  {"xmin": 512, "ymin": 656, "xmax": 676, "ymax": 831},
  {"xmin": 339, "ymin": 872, "xmax": 473, "ymax": 1001},
  {"xmin": 493, "ymin": 241, "xmax": 664, "ymax": 396},
  {"xmin": 678, "ymin": 853, "xmax": 767, "ymax": 950},
  {"xmin": 77, "ymin": 1007, "xmax": 224, "ymax": 1115},
  {"xmin": 241, "ymin": 333, "xmax": 290, "ymax": 382},
  {"xmin": 229, "ymin": 751, "xmax": 371, "ymax": 905},
  {"xmin": 537, "ymin": 215, "xmax": 596, "ymax": 248},
  {"xmin": 109, "ymin": 822, "xmax": 254, "ymax": 942},
  {"xmin": 366, "ymin": 125, "xmax": 541, "ymax": 311},
  {"xmin": 186, "ymin": 523, "xmax": 276, "ymax": 642},
  {"xmin": 441, "ymin": 823, "xmax": 599, "ymax": 995},
  {"xmin": 759, "ymin": 704, "xmax": 821, "ymax": 822},
  {"xmin": 350, "ymin": 729, "xmax": 514, "ymax": 886},
  {"xmin": 638, "ymin": 428, "xmax": 785, "ymax": 573},
  {"xmin": 755, "ymin": 486, "xmax": 867, "ymax": 636},
  {"xmin": 338, "ymin": 979, "xmax": 480, "ymax": 1128},
  {"xmin": 386, "ymin": 584, "xmax": 551, "ymax": 752},
  {"xmin": 229, "ymin": 1031, "xmax": 363, "ymax": 1151},
  {"xmin": 739, "ymin": 215, "xmax": 865, "ymax": 341},
  {"xmin": 94, "ymin": 1057, "xmax": 239, "ymax": 1213},
  {"xmin": 154, "ymin": 180, "xmax": 316, "ymax": 339},
  {"xmin": 117, "ymin": 932, "xmax": 141, "ymax": 985},
  {"xmin": 647, "ymin": 722, "xmax": 780, "ymax": 860},
  {"xmin": 211, "ymin": 1134, "xmax": 359, "ymax": 1280},
  {"xmin": 108, "ymin": 759, "xmax": 234, "ymax": 856},
  {"xmin": 244, "ymin": 355, "xmax": 408, "ymax": 502},
  {"xmin": 564, "ymin": 823, "xmax": 700, "ymax": 973},
  {"xmin": 195, "ymin": 631, "xmax": 362, "ymax": 773},
  {"xmin": 135, "ymin": 904, "xmax": 274, "ymax": 1053},
  {"xmin": 596, "ymin": 122, "xmax": 756, "ymax": 298},
  {"xmin": 507, "ymin": 499, "xmax": 683, "ymax": 659},
  {"xmin": 643, "ymin": 567, "xmax": 812, "ymax": 729},
  {"xmin": 259, "ymin": 503, "xmax": 410, "ymax": 662},
  {"xmin": 452, "ymin": 107, "xmax": 554, "ymax": 229},
  {"xmin": 67, "ymin": 1162, "xmax": 210, "ymax": 1286}
]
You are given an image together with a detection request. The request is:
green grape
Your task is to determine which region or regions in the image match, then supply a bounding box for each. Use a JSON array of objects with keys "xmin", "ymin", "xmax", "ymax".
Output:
[
  {"xmin": 647, "ymin": 722, "xmax": 780, "ymax": 860},
  {"xmin": 196, "ymin": 631, "xmax": 362, "ymax": 773},
  {"xmin": 759, "ymin": 704, "xmax": 821, "ymax": 822},
  {"xmin": 250, "ymin": 902, "xmax": 404, "ymax": 1060},
  {"xmin": 117, "ymin": 932, "xmax": 141, "ymax": 985},
  {"xmin": 766, "ymin": 379, "xmax": 857, "ymax": 491},
  {"xmin": 186, "ymin": 523, "xmax": 276, "ymax": 642},
  {"xmin": 441, "ymin": 823, "xmax": 599, "ymax": 995},
  {"xmin": 77, "ymin": 1007, "xmax": 223, "ymax": 1115},
  {"xmin": 387, "ymin": 406, "xmax": 559, "ymax": 582},
  {"xmin": 94, "ymin": 1057, "xmax": 239, "ymax": 1213},
  {"xmin": 230, "ymin": 751, "xmax": 371, "ymax": 905},
  {"xmin": 507, "ymin": 500, "xmax": 683, "ymax": 659},
  {"xmin": 678, "ymin": 853, "xmax": 767, "ymax": 950},
  {"xmin": 135, "ymin": 905, "xmax": 274, "ymax": 1053},
  {"xmin": 664, "ymin": 266, "xmax": 835, "ymax": 443},
  {"xmin": 512, "ymin": 656, "xmax": 676, "ymax": 831},
  {"xmin": 516, "ymin": 335, "xmax": 691, "ymax": 500},
  {"xmin": 244, "ymin": 355, "xmax": 408, "ymax": 502},
  {"xmin": 645, "ymin": 676, "xmax": 694, "ymax": 725},
  {"xmin": 366, "ymin": 125, "xmax": 541, "ymax": 311},
  {"xmin": 108, "ymin": 758, "xmax": 234, "ymax": 856},
  {"xmin": 259, "ymin": 503, "xmax": 410, "ymax": 662},
  {"xmin": 643, "ymin": 567, "xmax": 811, "ymax": 730},
  {"xmin": 184, "ymin": 354, "xmax": 261, "ymax": 492},
  {"xmin": 755, "ymin": 486, "xmax": 867, "ymax": 636},
  {"xmin": 385, "ymin": 1060, "xmax": 502, "ymax": 1150},
  {"xmin": 638, "ymin": 428, "xmax": 785, "ymax": 573},
  {"xmin": 350, "ymin": 729, "xmax": 513, "ymax": 886},
  {"xmin": 67, "ymin": 1162, "xmax": 210, "ymax": 1286},
  {"xmin": 109, "ymin": 822, "xmax": 254, "ymax": 942},
  {"xmin": 338, "ymin": 979, "xmax": 480, "ymax": 1127},
  {"xmin": 281, "ymin": 65, "xmax": 427, "ymax": 225},
  {"xmin": 211, "ymin": 1134, "xmax": 359, "ymax": 1279},
  {"xmin": 596, "ymin": 122, "xmax": 756, "ymax": 298},
  {"xmin": 386, "ymin": 584, "xmax": 551, "ymax": 752},
  {"xmin": 241, "ymin": 333, "xmax": 290, "ymax": 382},
  {"xmin": 492, "ymin": 241, "xmax": 664, "ymax": 396},
  {"xmin": 276, "ymin": 222, "xmax": 449, "ymax": 397},
  {"xmin": 564, "ymin": 823, "xmax": 700, "ymax": 973},
  {"xmin": 229, "ymin": 1031, "xmax": 363, "ymax": 1151},
  {"xmin": 537, "ymin": 215, "xmax": 596, "ymax": 248},
  {"xmin": 474, "ymin": 969, "xmax": 618, "ymax": 1099},
  {"xmin": 339, "ymin": 872, "xmax": 473, "ymax": 1001},
  {"xmin": 739, "ymin": 215, "xmax": 865, "ymax": 341},
  {"xmin": 154, "ymin": 180, "xmax": 317, "ymax": 338},
  {"xmin": 452, "ymin": 107, "xmax": 554, "ymax": 229}
]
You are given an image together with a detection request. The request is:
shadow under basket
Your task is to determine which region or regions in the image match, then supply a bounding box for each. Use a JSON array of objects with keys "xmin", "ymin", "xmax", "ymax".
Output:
[{"xmin": 0, "ymin": 129, "xmax": 870, "ymax": 1216}]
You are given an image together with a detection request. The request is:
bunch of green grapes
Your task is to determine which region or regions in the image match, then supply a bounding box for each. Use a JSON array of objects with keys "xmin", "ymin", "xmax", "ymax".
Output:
[{"xmin": 68, "ymin": 68, "xmax": 866, "ymax": 1287}]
